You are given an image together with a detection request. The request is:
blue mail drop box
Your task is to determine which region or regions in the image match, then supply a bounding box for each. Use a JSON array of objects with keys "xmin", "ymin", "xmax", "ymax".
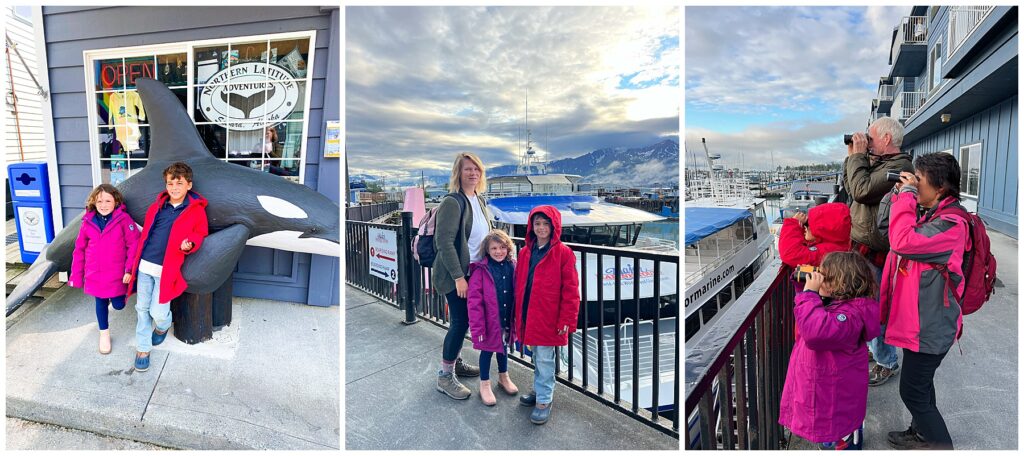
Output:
[{"xmin": 8, "ymin": 162, "xmax": 56, "ymax": 264}]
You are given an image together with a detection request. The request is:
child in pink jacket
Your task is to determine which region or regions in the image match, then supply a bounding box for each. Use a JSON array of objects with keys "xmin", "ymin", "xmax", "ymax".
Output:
[
  {"xmin": 69, "ymin": 184, "xmax": 140, "ymax": 355},
  {"xmin": 779, "ymin": 251, "xmax": 881, "ymax": 450},
  {"xmin": 467, "ymin": 229, "xmax": 519, "ymax": 406}
]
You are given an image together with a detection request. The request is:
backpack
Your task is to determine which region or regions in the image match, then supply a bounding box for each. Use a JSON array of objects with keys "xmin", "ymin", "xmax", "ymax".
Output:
[
  {"xmin": 412, "ymin": 193, "xmax": 467, "ymax": 268},
  {"xmin": 932, "ymin": 204, "xmax": 997, "ymax": 315}
]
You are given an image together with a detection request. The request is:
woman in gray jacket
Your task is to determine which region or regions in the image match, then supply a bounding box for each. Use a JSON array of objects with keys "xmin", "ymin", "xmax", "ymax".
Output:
[{"xmin": 433, "ymin": 152, "xmax": 493, "ymax": 400}]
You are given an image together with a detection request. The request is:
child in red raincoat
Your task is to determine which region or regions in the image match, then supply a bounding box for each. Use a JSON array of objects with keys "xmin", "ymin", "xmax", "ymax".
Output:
[
  {"xmin": 69, "ymin": 184, "xmax": 140, "ymax": 355},
  {"xmin": 512, "ymin": 206, "xmax": 580, "ymax": 425},
  {"xmin": 779, "ymin": 252, "xmax": 881, "ymax": 450},
  {"xmin": 779, "ymin": 202, "xmax": 852, "ymax": 269}
]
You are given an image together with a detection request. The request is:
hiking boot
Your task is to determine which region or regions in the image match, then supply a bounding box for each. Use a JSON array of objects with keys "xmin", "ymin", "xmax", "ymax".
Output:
[
  {"xmin": 436, "ymin": 372, "xmax": 471, "ymax": 400},
  {"xmin": 520, "ymin": 391, "xmax": 537, "ymax": 407},
  {"xmin": 99, "ymin": 329, "xmax": 111, "ymax": 355},
  {"xmin": 887, "ymin": 427, "xmax": 930, "ymax": 450},
  {"xmin": 497, "ymin": 372, "xmax": 519, "ymax": 395},
  {"xmin": 454, "ymin": 358, "xmax": 480, "ymax": 377},
  {"xmin": 530, "ymin": 402, "xmax": 552, "ymax": 425},
  {"xmin": 869, "ymin": 363, "xmax": 899, "ymax": 387},
  {"xmin": 479, "ymin": 380, "xmax": 496, "ymax": 406}
]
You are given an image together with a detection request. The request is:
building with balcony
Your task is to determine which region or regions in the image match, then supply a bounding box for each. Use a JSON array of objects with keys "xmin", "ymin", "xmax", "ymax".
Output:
[{"xmin": 870, "ymin": 5, "xmax": 1017, "ymax": 236}]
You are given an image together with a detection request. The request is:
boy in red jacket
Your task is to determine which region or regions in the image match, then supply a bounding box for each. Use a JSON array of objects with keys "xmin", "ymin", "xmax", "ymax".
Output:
[
  {"xmin": 779, "ymin": 202, "xmax": 852, "ymax": 269},
  {"xmin": 513, "ymin": 206, "xmax": 580, "ymax": 425},
  {"xmin": 126, "ymin": 162, "xmax": 209, "ymax": 371}
]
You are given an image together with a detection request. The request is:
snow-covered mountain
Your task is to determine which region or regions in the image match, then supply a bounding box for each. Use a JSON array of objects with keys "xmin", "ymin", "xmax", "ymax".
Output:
[{"xmin": 490, "ymin": 139, "xmax": 679, "ymax": 186}]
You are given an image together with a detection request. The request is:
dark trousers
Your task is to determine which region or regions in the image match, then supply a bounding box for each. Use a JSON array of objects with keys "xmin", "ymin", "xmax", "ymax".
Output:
[
  {"xmin": 442, "ymin": 289, "xmax": 469, "ymax": 362},
  {"xmin": 95, "ymin": 296, "xmax": 126, "ymax": 330},
  {"xmin": 900, "ymin": 348, "xmax": 953, "ymax": 449},
  {"xmin": 478, "ymin": 351, "xmax": 508, "ymax": 381}
]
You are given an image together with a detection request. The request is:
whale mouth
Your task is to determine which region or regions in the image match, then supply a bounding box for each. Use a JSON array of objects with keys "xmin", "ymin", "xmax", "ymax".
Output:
[{"xmin": 246, "ymin": 231, "xmax": 341, "ymax": 257}]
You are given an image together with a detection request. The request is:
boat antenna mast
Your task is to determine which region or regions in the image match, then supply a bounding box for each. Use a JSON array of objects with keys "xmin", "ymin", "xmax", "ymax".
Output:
[{"xmin": 516, "ymin": 90, "xmax": 545, "ymax": 175}]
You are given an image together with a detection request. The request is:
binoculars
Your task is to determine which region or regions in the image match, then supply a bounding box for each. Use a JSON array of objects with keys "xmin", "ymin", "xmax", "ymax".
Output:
[{"xmin": 793, "ymin": 265, "xmax": 819, "ymax": 282}]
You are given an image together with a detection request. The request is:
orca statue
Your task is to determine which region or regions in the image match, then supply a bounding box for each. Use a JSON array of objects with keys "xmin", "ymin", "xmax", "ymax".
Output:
[{"xmin": 7, "ymin": 78, "xmax": 340, "ymax": 315}]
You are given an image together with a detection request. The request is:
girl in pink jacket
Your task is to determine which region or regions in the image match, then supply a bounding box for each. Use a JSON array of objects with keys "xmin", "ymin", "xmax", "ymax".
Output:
[
  {"xmin": 69, "ymin": 184, "xmax": 140, "ymax": 355},
  {"xmin": 779, "ymin": 252, "xmax": 881, "ymax": 450},
  {"xmin": 467, "ymin": 229, "xmax": 519, "ymax": 406}
]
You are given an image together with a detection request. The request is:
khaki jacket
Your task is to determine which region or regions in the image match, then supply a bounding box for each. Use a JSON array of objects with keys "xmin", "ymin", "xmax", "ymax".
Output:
[{"xmin": 843, "ymin": 152, "xmax": 913, "ymax": 252}]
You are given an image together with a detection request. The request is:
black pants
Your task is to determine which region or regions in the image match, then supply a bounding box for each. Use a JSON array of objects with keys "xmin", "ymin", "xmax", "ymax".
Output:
[
  {"xmin": 900, "ymin": 348, "xmax": 953, "ymax": 449},
  {"xmin": 442, "ymin": 289, "xmax": 469, "ymax": 362}
]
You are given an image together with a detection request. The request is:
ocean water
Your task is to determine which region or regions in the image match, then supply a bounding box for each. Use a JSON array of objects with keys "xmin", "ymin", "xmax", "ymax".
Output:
[{"xmin": 640, "ymin": 219, "xmax": 681, "ymax": 246}]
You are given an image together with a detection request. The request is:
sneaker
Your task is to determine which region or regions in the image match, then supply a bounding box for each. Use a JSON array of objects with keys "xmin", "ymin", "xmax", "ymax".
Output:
[
  {"xmin": 887, "ymin": 427, "xmax": 931, "ymax": 450},
  {"xmin": 152, "ymin": 327, "xmax": 170, "ymax": 346},
  {"xmin": 134, "ymin": 352, "xmax": 150, "ymax": 372},
  {"xmin": 530, "ymin": 402, "xmax": 552, "ymax": 425},
  {"xmin": 869, "ymin": 363, "xmax": 899, "ymax": 387},
  {"xmin": 436, "ymin": 372, "xmax": 471, "ymax": 400},
  {"xmin": 454, "ymin": 357, "xmax": 480, "ymax": 377},
  {"xmin": 519, "ymin": 391, "xmax": 537, "ymax": 407}
]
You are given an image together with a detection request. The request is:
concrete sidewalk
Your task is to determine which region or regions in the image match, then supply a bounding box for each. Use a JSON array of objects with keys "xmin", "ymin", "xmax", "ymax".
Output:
[
  {"xmin": 5, "ymin": 286, "xmax": 340, "ymax": 450},
  {"xmin": 344, "ymin": 286, "xmax": 679, "ymax": 451}
]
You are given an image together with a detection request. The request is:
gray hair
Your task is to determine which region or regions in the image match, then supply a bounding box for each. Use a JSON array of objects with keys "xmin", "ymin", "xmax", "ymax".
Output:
[{"xmin": 870, "ymin": 116, "xmax": 904, "ymax": 147}]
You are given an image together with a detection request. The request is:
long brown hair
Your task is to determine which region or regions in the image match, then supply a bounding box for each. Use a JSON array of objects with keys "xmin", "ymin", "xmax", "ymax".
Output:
[
  {"xmin": 84, "ymin": 184, "xmax": 125, "ymax": 213},
  {"xmin": 820, "ymin": 251, "xmax": 878, "ymax": 300}
]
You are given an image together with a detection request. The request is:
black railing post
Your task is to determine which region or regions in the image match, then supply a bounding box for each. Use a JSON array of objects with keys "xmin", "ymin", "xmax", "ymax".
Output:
[{"xmin": 399, "ymin": 211, "xmax": 418, "ymax": 325}]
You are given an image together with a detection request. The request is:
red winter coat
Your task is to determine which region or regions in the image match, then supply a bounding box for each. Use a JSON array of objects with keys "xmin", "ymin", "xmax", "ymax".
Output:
[
  {"xmin": 512, "ymin": 205, "xmax": 581, "ymax": 347},
  {"xmin": 779, "ymin": 202, "xmax": 852, "ymax": 268},
  {"xmin": 69, "ymin": 205, "xmax": 140, "ymax": 298},
  {"xmin": 127, "ymin": 191, "xmax": 209, "ymax": 303}
]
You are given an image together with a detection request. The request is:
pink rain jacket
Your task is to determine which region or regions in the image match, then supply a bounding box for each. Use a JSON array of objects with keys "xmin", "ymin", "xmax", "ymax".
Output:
[
  {"xmin": 779, "ymin": 292, "xmax": 881, "ymax": 443},
  {"xmin": 467, "ymin": 256, "xmax": 515, "ymax": 353},
  {"xmin": 878, "ymin": 191, "xmax": 968, "ymax": 354},
  {"xmin": 69, "ymin": 205, "xmax": 140, "ymax": 298}
]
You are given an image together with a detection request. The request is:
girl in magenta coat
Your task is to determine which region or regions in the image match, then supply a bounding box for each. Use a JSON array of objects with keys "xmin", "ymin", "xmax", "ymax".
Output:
[
  {"xmin": 779, "ymin": 252, "xmax": 881, "ymax": 449},
  {"xmin": 69, "ymin": 184, "xmax": 141, "ymax": 354},
  {"xmin": 467, "ymin": 229, "xmax": 519, "ymax": 406}
]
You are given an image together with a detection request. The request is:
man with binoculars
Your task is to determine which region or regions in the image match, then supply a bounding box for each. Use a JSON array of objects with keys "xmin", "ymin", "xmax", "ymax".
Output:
[{"xmin": 842, "ymin": 116, "xmax": 912, "ymax": 387}]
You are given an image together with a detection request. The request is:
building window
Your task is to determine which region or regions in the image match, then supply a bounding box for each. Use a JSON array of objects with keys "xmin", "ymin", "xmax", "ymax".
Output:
[
  {"xmin": 928, "ymin": 38, "xmax": 943, "ymax": 92},
  {"xmin": 12, "ymin": 6, "xmax": 32, "ymax": 24},
  {"xmin": 84, "ymin": 31, "xmax": 315, "ymax": 186},
  {"xmin": 959, "ymin": 142, "xmax": 982, "ymax": 198}
]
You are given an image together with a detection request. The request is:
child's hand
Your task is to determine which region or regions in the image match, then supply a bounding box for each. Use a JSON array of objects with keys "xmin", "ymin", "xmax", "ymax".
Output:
[
  {"xmin": 180, "ymin": 239, "xmax": 194, "ymax": 252},
  {"xmin": 792, "ymin": 211, "xmax": 808, "ymax": 226},
  {"xmin": 122, "ymin": 273, "xmax": 131, "ymax": 284},
  {"xmin": 557, "ymin": 325, "xmax": 569, "ymax": 335},
  {"xmin": 804, "ymin": 271, "xmax": 825, "ymax": 293}
]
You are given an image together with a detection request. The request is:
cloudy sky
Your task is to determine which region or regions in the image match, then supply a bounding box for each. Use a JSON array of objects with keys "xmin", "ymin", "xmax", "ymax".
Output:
[
  {"xmin": 346, "ymin": 6, "xmax": 679, "ymax": 182},
  {"xmin": 685, "ymin": 6, "xmax": 907, "ymax": 170}
]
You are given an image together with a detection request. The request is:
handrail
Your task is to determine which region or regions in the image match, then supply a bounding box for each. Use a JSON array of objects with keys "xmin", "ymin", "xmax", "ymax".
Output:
[
  {"xmin": 685, "ymin": 260, "xmax": 795, "ymax": 449},
  {"xmin": 947, "ymin": 6, "xmax": 995, "ymax": 60},
  {"xmin": 346, "ymin": 201, "xmax": 401, "ymax": 221},
  {"xmin": 892, "ymin": 16, "xmax": 928, "ymax": 65}
]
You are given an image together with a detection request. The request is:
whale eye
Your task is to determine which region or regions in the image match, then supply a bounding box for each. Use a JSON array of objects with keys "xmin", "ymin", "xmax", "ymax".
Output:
[{"xmin": 257, "ymin": 195, "xmax": 308, "ymax": 219}]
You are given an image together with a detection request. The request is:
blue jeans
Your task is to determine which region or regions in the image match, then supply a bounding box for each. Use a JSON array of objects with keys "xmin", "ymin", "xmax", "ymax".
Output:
[
  {"xmin": 867, "ymin": 262, "xmax": 899, "ymax": 369},
  {"xmin": 95, "ymin": 296, "xmax": 126, "ymax": 330},
  {"xmin": 533, "ymin": 345, "xmax": 557, "ymax": 404},
  {"xmin": 135, "ymin": 272, "xmax": 172, "ymax": 353}
]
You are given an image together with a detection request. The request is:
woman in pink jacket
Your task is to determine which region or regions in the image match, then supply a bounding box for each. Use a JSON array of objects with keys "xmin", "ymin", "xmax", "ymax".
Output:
[
  {"xmin": 69, "ymin": 184, "xmax": 140, "ymax": 354},
  {"xmin": 779, "ymin": 252, "xmax": 881, "ymax": 450}
]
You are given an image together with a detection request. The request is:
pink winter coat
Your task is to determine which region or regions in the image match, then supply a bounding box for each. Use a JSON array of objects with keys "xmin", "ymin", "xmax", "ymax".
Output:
[
  {"xmin": 779, "ymin": 292, "xmax": 881, "ymax": 443},
  {"xmin": 69, "ymin": 205, "xmax": 141, "ymax": 298},
  {"xmin": 467, "ymin": 257, "xmax": 515, "ymax": 353}
]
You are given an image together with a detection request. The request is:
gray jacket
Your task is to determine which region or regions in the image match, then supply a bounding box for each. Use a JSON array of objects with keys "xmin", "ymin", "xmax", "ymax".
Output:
[{"xmin": 430, "ymin": 192, "xmax": 492, "ymax": 295}]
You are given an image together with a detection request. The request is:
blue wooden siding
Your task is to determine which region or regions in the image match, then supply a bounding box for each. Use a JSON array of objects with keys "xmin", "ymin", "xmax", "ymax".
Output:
[
  {"xmin": 904, "ymin": 95, "xmax": 1018, "ymax": 237},
  {"xmin": 42, "ymin": 6, "xmax": 340, "ymax": 304}
]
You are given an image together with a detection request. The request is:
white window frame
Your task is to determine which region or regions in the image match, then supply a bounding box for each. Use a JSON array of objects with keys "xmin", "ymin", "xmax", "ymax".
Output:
[
  {"xmin": 958, "ymin": 141, "xmax": 983, "ymax": 199},
  {"xmin": 82, "ymin": 30, "xmax": 317, "ymax": 187},
  {"xmin": 928, "ymin": 36, "xmax": 944, "ymax": 94}
]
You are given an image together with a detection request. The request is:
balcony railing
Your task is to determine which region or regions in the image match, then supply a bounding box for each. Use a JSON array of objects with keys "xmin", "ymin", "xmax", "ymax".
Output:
[
  {"xmin": 892, "ymin": 90, "xmax": 926, "ymax": 122},
  {"xmin": 877, "ymin": 84, "xmax": 895, "ymax": 102},
  {"xmin": 947, "ymin": 6, "xmax": 995, "ymax": 60},
  {"xmin": 891, "ymin": 16, "xmax": 928, "ymax": 69}
]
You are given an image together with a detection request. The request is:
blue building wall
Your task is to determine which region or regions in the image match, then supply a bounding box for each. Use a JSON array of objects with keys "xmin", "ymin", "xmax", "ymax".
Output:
[{"xmin": 41, "ymin": 6, "xmax": 340, "ymax": 304}]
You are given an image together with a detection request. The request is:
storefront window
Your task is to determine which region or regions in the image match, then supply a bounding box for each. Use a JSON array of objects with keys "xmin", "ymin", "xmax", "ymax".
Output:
[{"xmin": 87, "ymin": 32, "xmax": 314, "ymax": 186}]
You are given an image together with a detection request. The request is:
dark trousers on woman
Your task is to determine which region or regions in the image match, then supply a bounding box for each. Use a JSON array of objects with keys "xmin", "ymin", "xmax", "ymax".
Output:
[
  {"xmin": 900, "ymin": 348, "xmax": 953, "ymax": 449},
  {"xmin": 442, "ymin": 290, "xmax": 469, "ymax": 362}
]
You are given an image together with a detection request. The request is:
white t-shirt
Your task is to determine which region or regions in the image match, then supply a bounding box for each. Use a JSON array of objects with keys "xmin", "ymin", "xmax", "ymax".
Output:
[{"xmin": 466, "ymin": 195, "xmax": 489, "ymax": 262}]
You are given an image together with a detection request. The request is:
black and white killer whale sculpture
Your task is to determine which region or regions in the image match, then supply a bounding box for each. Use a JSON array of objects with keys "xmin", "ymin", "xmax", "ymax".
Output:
[{"xmin": 6, "ymin": 78, "xmax": 340, "ymax": 315}]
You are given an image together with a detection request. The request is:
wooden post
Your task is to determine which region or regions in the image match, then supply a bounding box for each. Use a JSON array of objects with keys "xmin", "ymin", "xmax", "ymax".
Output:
[
  {"xmin": 170, "ymin": 292, "xmax": 213, "ymax": 344},
  {"xmin": 212, "ymin": 274, "xmax": 233, "ymax": 327}
]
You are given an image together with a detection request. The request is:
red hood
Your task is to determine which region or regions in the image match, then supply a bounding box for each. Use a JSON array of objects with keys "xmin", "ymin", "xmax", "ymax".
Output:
[
  {"xmin": 807, "ymin": 203, "xmax": 851, "ymax": 245},
  {"xmin": 524, "ymin": 205, "xmax": 562, "ymax": 250}
]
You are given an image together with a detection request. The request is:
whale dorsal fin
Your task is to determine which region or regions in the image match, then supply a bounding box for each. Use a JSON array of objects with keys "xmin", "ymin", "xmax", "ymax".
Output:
[{"xmin": 135, "ymin": 78, "xmax": 214, "ymax": 163}]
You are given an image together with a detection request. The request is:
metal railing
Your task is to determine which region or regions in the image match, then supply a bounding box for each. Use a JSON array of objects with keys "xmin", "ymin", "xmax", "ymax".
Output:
[
  {"xmin": 347, "ymin": 211, "xmax": 681, "ymax": 439},
  {"xmin": 892, "ymin": 16, "xmax": 928, "ymax": 64},
  {"xmin": 685, "ymin": 260, "xmax": 795, "ymax": 450},
  {"xmin": 346, "ymin": 201, "xmax": 401, "ymax": 222},
  {"xmin": 893, "ymin": 90, "xmax": 926, "ymax": 122},
  {"xmin": 877, "ymin": 83, "xmax": 895, "ymax": 102},
  {"xmin": 948, "ymin": 6, "xmax": 995, "ymax": 60}
]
